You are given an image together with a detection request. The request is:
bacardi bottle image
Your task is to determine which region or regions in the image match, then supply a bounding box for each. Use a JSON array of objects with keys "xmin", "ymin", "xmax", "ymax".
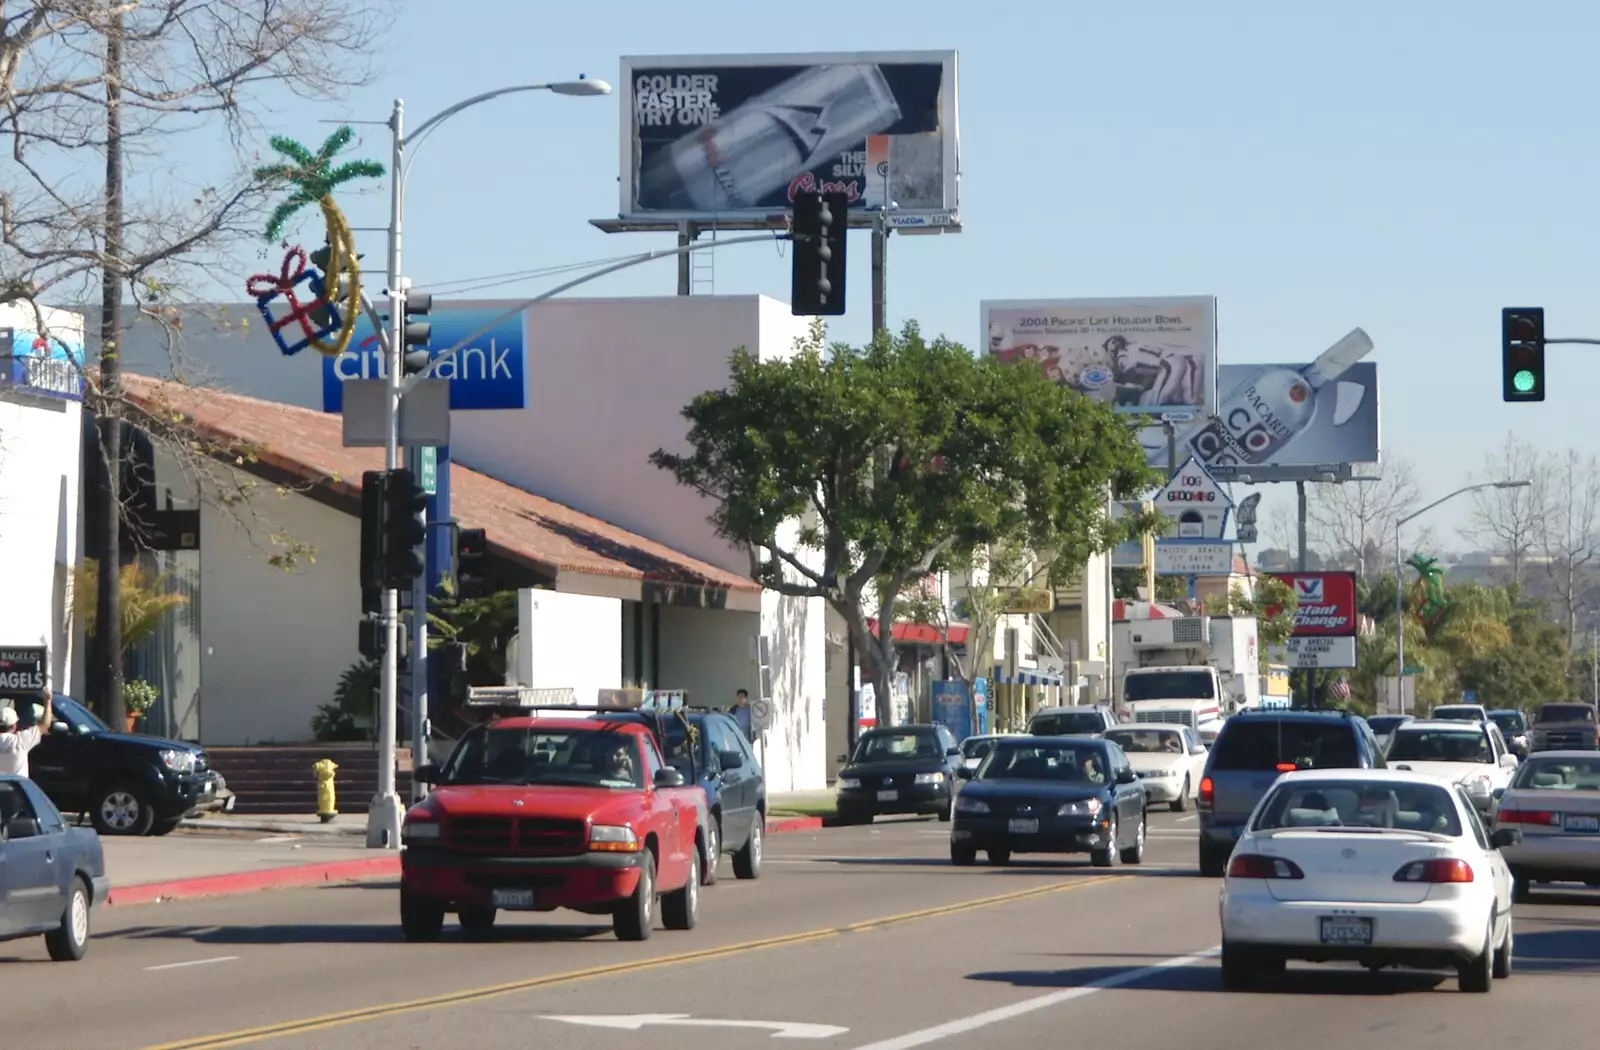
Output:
[
  {"xmin": 1183, "ymin": 328, "xmax": 1372, "ymax": 469},
  {"xmin": 636, "ymin": 64, "xmax": 902, "ymax": 213}
]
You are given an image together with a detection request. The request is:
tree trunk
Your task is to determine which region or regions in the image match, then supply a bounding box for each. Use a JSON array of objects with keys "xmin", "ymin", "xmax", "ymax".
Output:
[
  {"xmin": 869, "ymin": 636, "xmax": 895, "ymax": 727},
  {"xmin": 94, "ymin": 9, "xmax": 127, "ymax": 724}
]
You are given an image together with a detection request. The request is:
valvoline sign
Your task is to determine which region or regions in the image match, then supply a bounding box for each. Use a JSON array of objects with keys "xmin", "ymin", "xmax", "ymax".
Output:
[
  {"xmin": 320, "ymin": 308, "xmax": 525, "ymax": 412},
  {"xmin": 1268, "ymin": 571, "xmax": 1358, "ymax": 638}
]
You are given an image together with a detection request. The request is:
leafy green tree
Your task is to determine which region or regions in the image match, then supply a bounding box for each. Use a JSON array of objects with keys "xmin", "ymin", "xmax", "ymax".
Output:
[
  {"xmin": 1224, "ymin": 575, "xmax": 1299, "ymax": 671},
  {"xmin": 651, "ymin": 321, "xmax": 1161, "ymax": 725}
]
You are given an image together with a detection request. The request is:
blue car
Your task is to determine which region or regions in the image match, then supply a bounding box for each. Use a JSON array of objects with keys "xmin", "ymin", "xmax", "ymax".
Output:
[{"xmin": 0, "ymin": 774, "xmax": 108, "ymax": 960}]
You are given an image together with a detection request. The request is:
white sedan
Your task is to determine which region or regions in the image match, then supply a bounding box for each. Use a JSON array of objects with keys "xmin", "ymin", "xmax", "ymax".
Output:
[
  {"xmin": 1219, "ymin": 768, "xmax": 1518, "ymax": 993},
  {"xmin": 1103, "ymin": 723, "xmax": 1208, "ymax": 811},
  {"xmin": 1383, "ymin": 719, "xmax": 1519, "ymax": 813}
]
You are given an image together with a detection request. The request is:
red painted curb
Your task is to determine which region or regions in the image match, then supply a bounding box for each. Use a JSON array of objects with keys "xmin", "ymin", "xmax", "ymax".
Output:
[
  {"xmin": 766, "ymin": 815, "xmax": 824, "ymax": 834},
  {"xmin": 107, "ymin": 855, "xmax": 401, "ymax": 907}
]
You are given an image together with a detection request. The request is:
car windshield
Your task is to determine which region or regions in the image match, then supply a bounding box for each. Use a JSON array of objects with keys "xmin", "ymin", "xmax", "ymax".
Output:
[
  {"xmin": 961, "ymin": 737, "xmax": 999, "ymax": 760},
  {"xmin": 1432, "ymin": 708, "xmax": 1482, "ymax": 722},
  {"xmin": 51, "ymin": 695, "xmax": 106, "ymax": 734},
  {"xmin": 1386, "ymin": 728, "xmax": 1491, "ymax": 764},
  {"xmin": 441, "ymin": 726, "xmax": 644, "ymax": 789},
  {"xmin": 1104, "ymin": 728, "xmax": 1185, "ymax": 754},
  {"xmin": 1030, "ymin": 711, "xmax": 1103, "ymax": 735},
  {"xmin": 1253, "ymin": 779, "xmax": 1463, "ymax": 835},
  {"xmin": 602, "ymin": 714, "xmax": 699, "ymax": 776},
  {"xmin": 1537, "ymin": 704, "xmax": 1596, "ymax": 724},
  {"xmin": 1511, "ymin": 757, "xmax": 1600, "ymax": 791},
  {"xmin": 1208, "ymin": 720, "xmax": 1359, "ymax": 771},
  {"xmin": 978, "ymin": 743, "xmax": 1109, "ymax": 784},
  {"xmin": 1124, "ymin": 671, "xmax": 1215, "ymax": 702},
  {"xmin": 1490, "ymin": 713, "xmax": 1526, "ymax": 735},
  {"xmin": 853, "ymin": 731, "xmax": 942, "ymax": 763},
  {"xmin": 1366, "ymin": 716, "xmax": 1409, "ymax": 735}
]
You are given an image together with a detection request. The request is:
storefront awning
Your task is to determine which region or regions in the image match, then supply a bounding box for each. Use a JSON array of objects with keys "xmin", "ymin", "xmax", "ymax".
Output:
[{"xmin": 865, "ymin": 620, "xmax": 970, "ymax": 646}]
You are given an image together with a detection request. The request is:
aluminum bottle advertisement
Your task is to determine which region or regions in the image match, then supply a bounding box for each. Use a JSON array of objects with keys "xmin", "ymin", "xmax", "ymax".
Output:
[
  {"xmin": 982, "ymin": 297, "xmax": 1218, "ymax": 417},
  {"xmin": 619, "ymin": 51, "xmax": 960, "ymax": 228},
  {"xmin": 1140, "ymin": 330, "xmax": 1379, "ymax": 476}
]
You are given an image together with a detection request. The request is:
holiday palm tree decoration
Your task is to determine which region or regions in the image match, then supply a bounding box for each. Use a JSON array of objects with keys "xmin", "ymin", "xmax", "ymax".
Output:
[
  {"xmin": 1406, "ymin": 553, "xmax": 1450, "ymax": 627},
  {"xmin": 250, "ymin": 127, "xmax": 384, "ymax": 357}
]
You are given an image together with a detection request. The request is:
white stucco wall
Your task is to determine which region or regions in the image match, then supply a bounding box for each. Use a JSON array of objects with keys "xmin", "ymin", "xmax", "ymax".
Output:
[{"xmin": 511, "ymin": 588, "xmax": 623, "ymax": 705}]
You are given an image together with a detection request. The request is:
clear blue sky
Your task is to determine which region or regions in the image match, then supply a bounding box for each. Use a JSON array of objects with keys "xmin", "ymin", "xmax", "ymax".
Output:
[{"xmin": 233, "ymin": 0, "xmax": 1599, "ymax": 546}]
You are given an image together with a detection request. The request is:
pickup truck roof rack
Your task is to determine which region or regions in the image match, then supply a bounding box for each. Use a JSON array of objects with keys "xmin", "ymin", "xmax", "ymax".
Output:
[{"xmin": 462, "ymin": 686, "xmax": 704, "ymax": 777}]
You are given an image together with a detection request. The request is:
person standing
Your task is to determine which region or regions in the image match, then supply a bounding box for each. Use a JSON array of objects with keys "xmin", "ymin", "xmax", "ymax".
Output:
[
  {"xmin": 731, "ymin": 688, "xmax": 753, "ymax": 742},
  {"xmin": 0, "ymin": 688, "xmax": 53, "ymax": 778}
]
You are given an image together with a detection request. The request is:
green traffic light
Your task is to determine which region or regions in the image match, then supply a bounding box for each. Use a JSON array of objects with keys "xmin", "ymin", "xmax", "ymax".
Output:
[{"xmin": 1513, "ymin": 369, "xmax": 1537, "ymax": 393}]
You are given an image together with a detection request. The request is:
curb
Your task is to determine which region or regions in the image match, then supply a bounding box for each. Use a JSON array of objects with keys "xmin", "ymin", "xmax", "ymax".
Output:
[
  {"xmin": 109, "ymin": 817, "xmax": 828, "ymax": 907},
  {"xmin": 179, "ymin": 817, "xmax": 365, "ymax": 837}
]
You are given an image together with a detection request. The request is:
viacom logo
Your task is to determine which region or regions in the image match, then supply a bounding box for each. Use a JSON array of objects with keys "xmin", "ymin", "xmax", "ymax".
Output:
[{"xmin": 320, "ymin": 309, "xmax": 527, "ymax": 413}]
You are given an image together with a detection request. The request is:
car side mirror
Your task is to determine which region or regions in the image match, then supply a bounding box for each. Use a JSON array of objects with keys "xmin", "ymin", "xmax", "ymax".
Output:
[
  {"xmin": 1500, "ymin": 754, "xmax": 1519, "ymax": 769},
  {"xmin": 836, "ymin": 753, "xmax": 848, "ymax": 764},
  {"xmin": 3, "ymin": 816, "xmax": 38, "ymax": 840},
  {"xmin": 49, "ymin": 720, "xmax": 70, "ymax": 735},
  {"xmin": 1491, "ymin": 827, "xmax": 1522, "ymax": 850},
  {"xmin": 413, "ymin": 763, "xmax": 440, "ymax": 785},
  {"xmin": 1190, "ymin": 745, "xmax": 1207, "ymax": 755},
  {"xmin": 1116, "ymin": 768, "xmax": 1139, "ymax": 785},
  {"xmin": 717, "ymin": 749, "xmax": 744, "ymax": 770},
  {"xmin": 956, "ymin": 766, "xmax": 974, "ymax": 780},
  {"xmin": 946, "ymin": 746, "xmax": 962, "ymax": 757},
  {"xmin": 653, "ymin": 768, "xmax": 686, "ymax": 789},
  {"xmin": 1493, "ymin": 787, "xmax": 1506, "ymax": 800}
]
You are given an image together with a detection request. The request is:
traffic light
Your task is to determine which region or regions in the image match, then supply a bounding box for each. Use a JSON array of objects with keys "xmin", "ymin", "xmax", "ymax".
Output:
[
  {"xmin": 358, "ymin": 469, "xmax": 388, "ymax": 609},
  {"xmin": 381, "ymin": 468, "xmax": 427, "ymax": 587},
  {"xmin": 1502, "ymin": 307, "xmax": 1545, "ymax": 402},
  {"xmin": 455, "ymin": 526, "xmax": 489, "ymax": 599},
  {"xmin": 791, "ymin": 190, "xmax": 848, "ymax": 316},
  {"xmin": 400, "ymin": 291, "xmax": 433, "ymax": 377},
  {"xmin": 305, "ymin": 244, "xmax": 364, "ymax": 332}
]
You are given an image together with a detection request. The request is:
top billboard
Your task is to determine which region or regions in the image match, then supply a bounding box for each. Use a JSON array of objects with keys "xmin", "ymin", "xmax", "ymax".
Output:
[
  {"xmin": 982, "ymin": 296, "xmax": 1218, "ymax": 417},
  {"xmin": 616, "ymin": 51, "xmax": 960, "ymax": 231}
]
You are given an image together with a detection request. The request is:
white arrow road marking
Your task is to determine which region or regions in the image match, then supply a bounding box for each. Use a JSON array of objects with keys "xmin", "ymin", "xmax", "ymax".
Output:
[
  {"xmin": 542, "ymin": 1014, "xmax": 848, "ymax": 1039},
  {"xmin": 143, "ymin": 955, "xmax": 239, "ymax": 971}
]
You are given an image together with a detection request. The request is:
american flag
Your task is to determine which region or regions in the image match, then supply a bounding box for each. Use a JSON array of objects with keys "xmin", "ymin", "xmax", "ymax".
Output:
[{"xmin": 1328, "ymin": 677, "xmax": 1351, "ymax": 701}]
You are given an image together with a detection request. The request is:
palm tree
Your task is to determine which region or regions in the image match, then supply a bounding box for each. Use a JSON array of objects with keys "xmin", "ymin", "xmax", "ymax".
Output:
[{"xmin": 73, "ymin": 561, "xmax": 190, "ymax": 651}]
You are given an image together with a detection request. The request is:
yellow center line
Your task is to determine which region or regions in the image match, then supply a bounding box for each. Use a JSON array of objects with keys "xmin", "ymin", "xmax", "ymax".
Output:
[{"xmin": 143, "ymin": 873, "xmax": 1128, "ymax": 1050}]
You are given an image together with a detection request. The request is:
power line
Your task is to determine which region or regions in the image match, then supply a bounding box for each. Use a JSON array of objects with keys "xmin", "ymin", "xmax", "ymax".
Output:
[{"xmin": 414, "ymin": 254, "xmax": 642, "ymax": 296}]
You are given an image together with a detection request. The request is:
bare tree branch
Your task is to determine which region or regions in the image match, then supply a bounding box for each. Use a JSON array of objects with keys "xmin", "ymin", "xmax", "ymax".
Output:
[
  {"xmin": 1308, "ymin": 457, "xmax": 1422, "ymax": 582},
  {"xmin": 1462, "ymin": 431, "xmax": 1551, "ymax": 586},
  {"xmin": 1537, "ymin": 448, "xmax": 1600, "ymax": 651}
]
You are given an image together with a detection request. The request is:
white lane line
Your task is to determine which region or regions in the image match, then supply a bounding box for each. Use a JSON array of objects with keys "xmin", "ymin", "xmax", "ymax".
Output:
[
  {"xmin": 143, "ymin": 956, "xmax": 239, "ymax": 972},
  {"xmin": 1175, "ymin": 815, "xmax": 1198, "ymax": 823},
  {"xmin": 847, "ymin": 948, "xmax": 1220, "ymax": 1050}
]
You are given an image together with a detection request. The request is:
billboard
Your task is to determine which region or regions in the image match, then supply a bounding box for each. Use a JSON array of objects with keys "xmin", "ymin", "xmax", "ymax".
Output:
[
  {"xmin": 982, "ymin": 297, "xmax": 1218, "ymax": 417},
  {"xmin": 321, "ymin": 307, "xmax": 526, "ymax": 413},
  {"xmin": 617, "ymin": 51, "xmax": 960, "ymax": 230},
  {"xmin": 1266, "ymin": 571, "xmax": 1359, "ymax": 669},
  {"xmin": 1139, "ymin": 330, "xmax": 1379, "ymax": 477},
  {"xmin": 0, "ymin": 303, "xmax": 86, "ymax": 403}
]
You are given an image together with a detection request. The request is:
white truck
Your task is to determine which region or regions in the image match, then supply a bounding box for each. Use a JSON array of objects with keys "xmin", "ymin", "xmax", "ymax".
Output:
[{"xmin": 1114, "ymin": 614, "xmax": 1262, "ymax": 730}]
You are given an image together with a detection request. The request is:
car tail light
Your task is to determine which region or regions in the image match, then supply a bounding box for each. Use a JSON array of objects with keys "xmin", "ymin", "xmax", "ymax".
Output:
[
  {"xmin": 1497, "ymin": 807, "xmax": 1559, "ymax": 826},
  {"xmin": 1198, "ymin": 776, "xmax": 1214, "ymax": 810},
  {"xmin": 1274, "ymin": 762, "xmax": 1296, "ymax": 773},
  {"xmin": 1394, "ymin": 858, "xmax": 1474, "ymax": 883},
  {"xmin": 1228, "ymin": 853, "xmax": 1305, "ymax": 879}
]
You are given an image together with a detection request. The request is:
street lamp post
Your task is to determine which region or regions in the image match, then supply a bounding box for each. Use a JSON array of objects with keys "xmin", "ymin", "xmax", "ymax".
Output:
[
  {"xmin": 1392, "ymin": 479, "xmax": 1531, "ymax": 715},
  {"xmin": 366, "ymin": 78, "xmax": 611, "ymax": 850}
]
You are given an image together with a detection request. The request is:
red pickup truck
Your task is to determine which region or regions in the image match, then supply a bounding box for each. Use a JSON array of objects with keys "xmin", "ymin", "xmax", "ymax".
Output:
[{"xmin": 399, "ymin": 714, "xmax": 710, "ymax": 941}]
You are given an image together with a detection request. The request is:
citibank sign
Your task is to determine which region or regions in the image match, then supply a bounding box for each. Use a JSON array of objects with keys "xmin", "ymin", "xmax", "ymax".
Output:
[{"xmin": 320, "ymin": 308, "xmax": 526, "ymax": 413}]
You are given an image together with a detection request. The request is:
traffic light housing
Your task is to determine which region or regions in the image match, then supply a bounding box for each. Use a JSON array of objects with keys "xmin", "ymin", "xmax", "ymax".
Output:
[
  {"xmin": 401, "ymin": 291, "xmax": 433, "ymax": 377},
  {"xmin": 381, "ymin": 468, "xmax": 428, "ymax": 587},
  {"xmin": 1502, "ymin": 307, "xmax": 1545, "ymax": 402},
  {"xmin": 455, "ymin": 526, "xmax": 489, "ymax": 599},
  {"xmin": 358, "ymin": 469, "xmax": 388, "ymax": 609},
  {"xmin": 791, "ymin": 190, "xmax": 848, "ymax": 316}
]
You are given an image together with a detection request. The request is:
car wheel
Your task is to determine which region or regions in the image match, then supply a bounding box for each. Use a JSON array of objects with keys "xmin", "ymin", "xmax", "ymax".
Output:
[
  {"xmin": 733, "ymin": 815, "xmax": 763, "ymax": 880},
  {"xmin": 457, "ymin": 907, "xmax": 496, "ymax": 938},
  {"xmin": 1199, "ymin": 840, "xmax": 1230, "ymax": 878},
  {"xmin": 702, "ymin": 819, "xmax": 720, "ymax": 887},
  {"xmin": 1458, "ymin": 922, "xmax": 1494, "ymax": 993},
  {"xmin": 44, "ymin": 878, "xmax": 90, "ymax": 962},
  {"xmin": 938, "ymin": 791, "xmax": 953, "ymax": 822},
  {"xmin": 1512, "ymin": 871, "xmax": 1533, "ymax": 904},
  {"xmin": 1172, "ymin": 778, "xmax": 1189, "ymax": 812},
  {"xmin": 613, "ymin": 850, "xmax": 656, "ymax": 941},
  {"xmin": 662, "ymin": 849, "xmax": 700, "ymax": 931},
  {"xmin": 950, "ymin": 843, "xmax": 977, "ymax": 866},
  {"xmin": 986, "ymin": 848, "xmax": 1011, "ymax": 865},
  {"xmin": 150, "ymin": 817, "xmax": 184, "ymax": 837},
  {"xmin": 1120, "ymin": 811, "xmax": 1146, "ymax": 865},
  {"xmin": 1091, "ymin": 815, "xmax": 1120, "ymax": 867},
  {"xmin": 399, "ymin": 889, "xmax": 444, "ymax": 942},
  {"xmin": 91, "ymin": 781, "xmax": 155, "ymax": 836},
  {"xmin": 1219, "ymin": 942, "xmax": 1257, "ymax": 991},
  {"xmin": 1493, "ymin": 916, "xmax": 1514, "ymax": 979}
]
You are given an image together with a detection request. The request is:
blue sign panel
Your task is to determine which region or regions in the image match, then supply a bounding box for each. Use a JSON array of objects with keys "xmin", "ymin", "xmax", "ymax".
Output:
[
  {"xmin": 320, "ymin": 308, "xmax": 526, "ymax": 412},
  {"xmin": 931, "ymin": 680, "xmax": 975, "ymax": 743},
  {"xmin": 0, "ymin": 327, "xmax": 86, "ymax": 402}
]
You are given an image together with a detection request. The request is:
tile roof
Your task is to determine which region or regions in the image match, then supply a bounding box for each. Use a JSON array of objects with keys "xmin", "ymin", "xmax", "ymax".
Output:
[{"xmin": 121, "ymin": 375, "xmax": 760, "ymax": 596}]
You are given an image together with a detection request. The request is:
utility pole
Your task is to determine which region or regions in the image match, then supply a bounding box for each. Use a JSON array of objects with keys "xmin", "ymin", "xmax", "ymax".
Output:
[
  {"xmin": 871, "ymin": 211, "xmax": 888, "ymax": 337},
  {"xmin": 94, "ymin": 5, "xmax": 127, "ymax": 723}
]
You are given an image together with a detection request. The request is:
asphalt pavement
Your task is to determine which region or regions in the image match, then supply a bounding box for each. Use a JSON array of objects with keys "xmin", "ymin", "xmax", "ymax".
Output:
[{"xmin": 8, "ymin": 810, "xmax": 1599, "ymax": 1050}]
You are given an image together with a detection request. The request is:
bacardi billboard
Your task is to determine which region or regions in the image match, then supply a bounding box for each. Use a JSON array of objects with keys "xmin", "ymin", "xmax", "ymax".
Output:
[
  {"xmin": 1266, "ymin": 571, "xmax": 1358, "ymax": 669},
  {"xmin": 616, "ymin": 51, "xmax": 961, "ymax": 230}
]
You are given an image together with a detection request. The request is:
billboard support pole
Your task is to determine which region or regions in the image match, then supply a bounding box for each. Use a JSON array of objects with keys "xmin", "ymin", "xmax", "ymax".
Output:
[
  {"xmin": 1296, "ymin": 481, "xmax": 1308, "ymax": 572},
  {"xmin": 871, "ymin": 212, "xmax": 888, "ymax": 336},
  {"xmin": 676, "ymin": 222, "xmax": 695, "ymax": 296},
  {"xmin": 1164, "ymin": 422, "xmax": 1178, "ymax": 480}
]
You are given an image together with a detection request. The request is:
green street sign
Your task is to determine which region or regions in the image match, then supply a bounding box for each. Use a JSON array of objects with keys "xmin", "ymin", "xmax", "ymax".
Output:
[
  {"xmin": 1403, "ymin": 665, "xmax": 1423, "ymax": 676},
  {"xmin": 419, "ymin": 446, "xmax": 437, "ymax": 495}
]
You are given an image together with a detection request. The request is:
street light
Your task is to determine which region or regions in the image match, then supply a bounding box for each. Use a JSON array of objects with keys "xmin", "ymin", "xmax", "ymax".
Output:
[
  {"xmin": 366, "ymin": 77, "xmax": 611, "ymax": 850},
  {"xmin": 1392, "ymin": 479, "xmax": 1531, "ymax": 714}
]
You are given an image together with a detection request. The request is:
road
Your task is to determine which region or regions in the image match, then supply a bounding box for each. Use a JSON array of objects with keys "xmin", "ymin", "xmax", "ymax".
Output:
[{"xmin": 7, "ymin": 810, "xmax": 1597, "ymax": 1049}]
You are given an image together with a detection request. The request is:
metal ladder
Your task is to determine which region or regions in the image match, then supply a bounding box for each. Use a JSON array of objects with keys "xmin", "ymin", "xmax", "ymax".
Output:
[{"xmin": 691, "ymin": 224, "xmax": 716, "ymax": 295}]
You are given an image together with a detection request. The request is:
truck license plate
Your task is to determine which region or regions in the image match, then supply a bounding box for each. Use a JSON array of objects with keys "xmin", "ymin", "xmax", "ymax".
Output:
[
  {"xmin": 1319, "ymin": 917, "xmax": 1373, "ymax": 945},
  {"xmin": 1564, "ymin": 814, "xmax": 1600, "ymax": 833},
  {"xmin": 492, "ymin": 888, "xmax": 536, "ymax": 910},
  {"xmin": 878, "ymin": 790, "xmax": 898, "ymax": 801},
  {"xmin": 1008, "ymin": 818, "xmax": 1040, "ymax": 834}
]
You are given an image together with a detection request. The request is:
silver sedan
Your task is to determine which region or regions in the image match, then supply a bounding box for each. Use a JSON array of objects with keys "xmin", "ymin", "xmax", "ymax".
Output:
[{"xmin": 1490, "ymin": 750, "xmax": 1600, "ymax": 901}]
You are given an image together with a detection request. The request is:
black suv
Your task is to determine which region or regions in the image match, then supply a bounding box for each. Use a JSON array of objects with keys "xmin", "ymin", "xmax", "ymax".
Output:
[
  {"xmin": 1196, "ymin": 710, "xmax": 1383, "ymax": 876},
  {"xmin": 27, "ymin": 695, "xmax": 232, "ymax": 836},
  {"xmin": 1027, "ymin": 705, "xmax": 1118, "ymax": 737}
]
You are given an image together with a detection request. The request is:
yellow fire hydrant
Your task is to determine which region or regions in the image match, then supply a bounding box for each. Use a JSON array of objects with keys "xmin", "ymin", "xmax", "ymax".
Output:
[{"xmin": 313, "ymin": 758, "xmax": 338, "ymax": 823}]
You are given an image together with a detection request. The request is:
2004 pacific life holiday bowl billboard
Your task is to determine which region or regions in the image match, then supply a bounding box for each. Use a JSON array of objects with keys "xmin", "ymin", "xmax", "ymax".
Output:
[
  {"xmin": 617, "ymin": 51, "xmax": 960, "ymax": 231},
  {"xmin": 982, "ymin": 297, "xmax": 1219, "ymax": 419}
]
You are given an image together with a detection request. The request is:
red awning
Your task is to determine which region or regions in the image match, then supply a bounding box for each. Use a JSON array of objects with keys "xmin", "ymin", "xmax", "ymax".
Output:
[{"xmin": 865, "ymin": 620, "xmax": 971, "ymax": 646}]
